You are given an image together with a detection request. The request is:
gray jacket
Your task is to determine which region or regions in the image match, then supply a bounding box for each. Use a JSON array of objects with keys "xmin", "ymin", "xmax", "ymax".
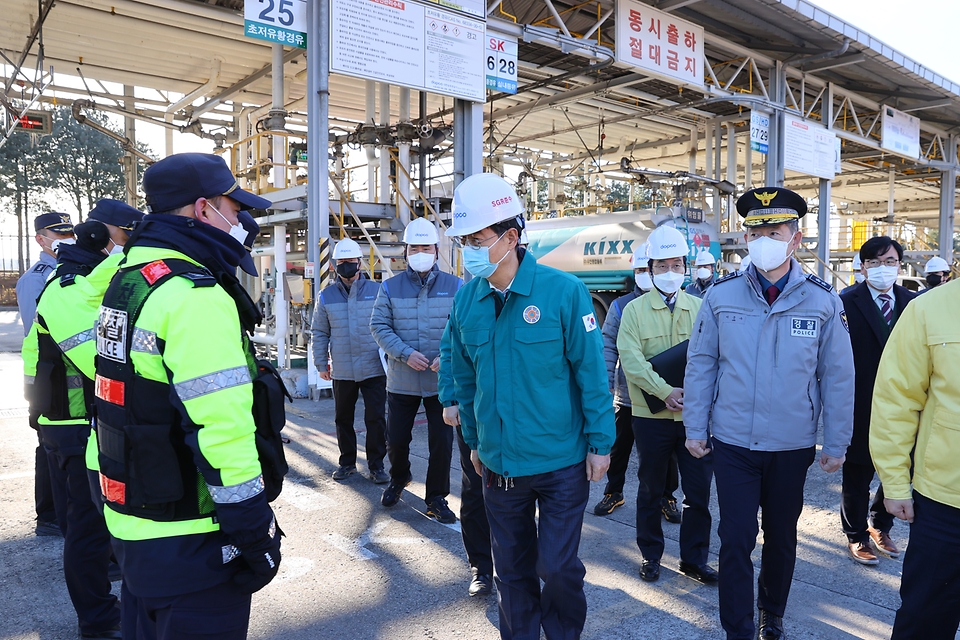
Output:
[
  {"xmin": 16, "ymin": 252, "xmax": 56, "ymax": 335},
  {"xmin": 602, "ymin": 288, "xmax": 642, "ymax": 407},
  {"xmin": 371, "ymin": 265, "xmax": 461, "ymax": 396},
  {"xmin": 683, "ymin": 259, "xmax": 854, "ymax": 458},
  {"xmin": 684, "ymin": 277, "xmax": 714, "ymax": 299},
  {"xmin": 311, "ymin": 275, "xmax": 384, "ymax": 382}
]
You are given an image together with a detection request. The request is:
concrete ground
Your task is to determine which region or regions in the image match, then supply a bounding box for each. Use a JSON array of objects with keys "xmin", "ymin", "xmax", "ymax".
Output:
[{"xmin": 0, "ymin": 307, "xmax": 946, "ymax": 639}]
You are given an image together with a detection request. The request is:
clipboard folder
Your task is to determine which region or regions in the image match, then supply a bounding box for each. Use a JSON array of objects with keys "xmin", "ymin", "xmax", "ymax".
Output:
[{"xmin": 640, "ymin": 339, "xmax": 690, "ymax": 414}]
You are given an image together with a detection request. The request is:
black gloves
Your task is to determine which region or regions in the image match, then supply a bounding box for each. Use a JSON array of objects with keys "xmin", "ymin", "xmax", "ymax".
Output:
[
  {"xmin": 213, "ymin": 480, "xmax": 284, "ymax": 594},
  {"xmin": 233, "ymin": 515, "xmax": 283, "ymax": 594}
]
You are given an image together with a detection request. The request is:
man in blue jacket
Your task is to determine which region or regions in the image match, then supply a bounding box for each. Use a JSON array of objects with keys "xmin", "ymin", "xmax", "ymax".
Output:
[{"xmin": 443, "ymin": 173, "xmax": 615, "ymax": 640}]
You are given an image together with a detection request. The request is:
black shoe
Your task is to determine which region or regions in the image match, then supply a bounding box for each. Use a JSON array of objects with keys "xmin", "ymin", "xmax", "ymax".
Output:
[
  {"xmin": 758, "ymin": 610, "xmax": 784, "ymax": 640},
  {"xmin": 332, "ymin": 465, "xmax": 357, "ymax": 481},
  {"xmin": 639, "ymin": 559, "xmax": 660, "ymax": 582},
  {"xmin": 592, "ymin": 492, "xmax": 625, "ymax": 516},
  {"xmin": 80, "ymin": 625, "xmax": 122, "ymax": 639},
  {"xmin": 381, "ymin": 479, "xmax": 410, "ymax": 507},
  {"xmin": 678, "ymin": 561, "xmax": 719, "ymax": 584},
  {"xmin": 468, "ymin": 569, "xmax": 492, "ymax": 597},
  {"xmin": 35, "ymin": 520, "xmax": 61, "ymax": 537},
  {"xmin": 661, "ymin": 497, "xmax": 682, "ymax": 524},
  {"xmin": 368, "ymin": 467, "xmax": 390, "ymax": 484},
  {"xmin": 426, "ymin": 497, "xmax": 457, "ymax": 524}
]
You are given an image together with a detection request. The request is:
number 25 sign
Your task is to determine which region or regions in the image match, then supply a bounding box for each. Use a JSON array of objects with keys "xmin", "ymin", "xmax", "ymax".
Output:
[{"xmin": 244, "ymin": 0, "xmax": 308, "ymax": 49}]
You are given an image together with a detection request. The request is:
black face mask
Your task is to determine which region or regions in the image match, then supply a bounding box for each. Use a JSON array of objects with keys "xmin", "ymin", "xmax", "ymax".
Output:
[
  {"xmin": 926, "ymin": 274, "xmax": 943, "ymax": 287},
  {"xmin": 336, "ymin": 261, "xmax": 359, "ymax": 279}
]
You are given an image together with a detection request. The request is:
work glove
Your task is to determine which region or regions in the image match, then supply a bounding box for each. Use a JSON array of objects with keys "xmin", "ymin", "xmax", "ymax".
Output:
[
  {"xmin": 213, "ymin": 480, "xmax": 284, "ymax": 593},
  {"xmin": 233, "ymin": 515, "xmax": 283, "ymax": 594}
]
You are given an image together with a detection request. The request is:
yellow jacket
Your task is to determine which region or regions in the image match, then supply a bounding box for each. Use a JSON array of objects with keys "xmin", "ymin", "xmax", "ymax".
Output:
[
  {"xmin": 870, "ymin": 279, "xmax": 960, "ymax": 508},
  {"xmin": 617, "ymin": 290, "xmax": 701, "ymax": 421}
]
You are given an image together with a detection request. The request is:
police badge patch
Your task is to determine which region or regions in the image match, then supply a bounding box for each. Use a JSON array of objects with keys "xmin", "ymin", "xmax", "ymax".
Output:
[{"xmin": 839, "ymin": 310, "xmax": 849, "ymax": 333}]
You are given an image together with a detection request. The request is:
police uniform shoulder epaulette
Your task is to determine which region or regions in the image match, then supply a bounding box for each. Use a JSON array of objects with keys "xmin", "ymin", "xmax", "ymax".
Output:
[
  {"xmin": 59, "ymin": 273, "xmax": 77, "ymax": 287},
  {"xmin": 33, "ymin": 263, "xmax": 52, "ymax": 274},
  {"xmin": 178, "ymin": 271, "xmax": 217, "ymax": 287},
  {"xmin": 804, "ymin": 273, "xmax": 834, "ymax": 292},
  {"xmin": 714, "ymin": 271, "xmax": 743, "ymax": 285}
]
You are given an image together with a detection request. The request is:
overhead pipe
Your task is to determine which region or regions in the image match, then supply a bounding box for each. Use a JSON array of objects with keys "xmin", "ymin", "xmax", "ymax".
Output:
[
  {"xmin": 786, "ymin": 38, "xmax": 851, "ymax": 68},
  {"xmin": 164, "ymin": 56, "xmax": 223, "ymax": 125}
]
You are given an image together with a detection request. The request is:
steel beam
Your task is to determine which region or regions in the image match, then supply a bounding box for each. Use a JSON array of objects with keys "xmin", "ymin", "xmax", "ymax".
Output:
[
  {"xmin": 818, "ymin": 178, "xmax": 831, "ymax": 279},
  {"xmin": 939, "ymin": 136, "xmax": 957, "ymax": 263}
]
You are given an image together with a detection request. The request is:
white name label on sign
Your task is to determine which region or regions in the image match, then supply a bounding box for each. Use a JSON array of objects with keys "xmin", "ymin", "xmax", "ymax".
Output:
[
  {"xmin": 244, "ymin": 0, "xmax": 308, "ymax": 48},
  {"xmin": 783, "ymin": 116, "xmax": 838, "ymax": 181},
  {"xmin": 615, "ymin": 0, "xmax": 703, "ymax": 87},
  {"xmin": 750, "ymin": 111, "xmax": 769, "ymax": 154}
]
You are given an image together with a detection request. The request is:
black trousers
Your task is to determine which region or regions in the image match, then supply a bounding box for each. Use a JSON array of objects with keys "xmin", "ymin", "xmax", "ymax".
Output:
[
  {"xmin": 604, "ymin": 404, "xmax": 679, "ymax": 498},
  {"xmin": 332, "ymin": 376, "xmax": 387, "ymax": 470},
  {"xmin": 632, "ymin": 416, "xmax": 713, "ymax": 565},
  {"xmin": 892, "ymin": 491, "xmax": 960, "ymax": 639},
  {"xmin": 840, "ymin": 460, "xmax": 895, "ymax": 543},
  {"xmin": 386, "ymin": 393, "xmax": 452, "ymax": 504},
  {"xmin": 124, "ymin": 579, "xmax": 251, "ymax": 640},
  {"xmin": 456, "ymin": 425, "xmax": 493, "ymax": 575},
  {"xmin": 712, "ymin": 439, "xmax": 815, "ymax": 640},
  {"xmin": 35, "ymin": 432, "xmax": 57, "ymax": 524}
]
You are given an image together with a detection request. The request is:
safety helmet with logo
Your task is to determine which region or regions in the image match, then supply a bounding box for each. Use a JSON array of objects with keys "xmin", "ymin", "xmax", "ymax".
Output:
[
  {"xmin": 631, "ymin": 243, "xmax": 650, "ymax": 269},
  {"xmin": 403, "ymin": 217, "xmax": 439, "ymax": 245},
  {"xmin": 333, "ymin": 238, "xmax": 362, "ymax": 260},
  {"xmin": 646, "ymin": 225, "xmax": 689, "ymax": 260},
  {"xmin": 694, "ymin": 250, "xmax": 715, "ymax": 266},
  {"xmin": 925, "ymin": 256, "xmax": 950, "ymax": 274},
  {"xmin": 852, "ymin": 254, "xmax": 862, "ymax": 271},
  {"xmin": 447, "ymin": 173, "xmax": 525, "ymax": 237}
]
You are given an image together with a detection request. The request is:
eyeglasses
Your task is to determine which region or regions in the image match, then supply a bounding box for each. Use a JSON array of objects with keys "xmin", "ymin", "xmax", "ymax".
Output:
[
  {"xmin": 456, "ymin": 233, "xmax": 504, "ymax": 250},
  {"xmin": 863, "ymin": 258, "xmax": 901, "ymax": 268},
  {"xmin": 651, "ymin": 263, "xmax": 685, "ymax": 274}
]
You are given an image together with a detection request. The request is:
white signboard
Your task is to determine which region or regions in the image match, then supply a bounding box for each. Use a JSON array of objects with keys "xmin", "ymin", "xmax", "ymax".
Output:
[
  {"xmin": 330, "ymin": 0, "xmax": 485, "ymax": 102},
  {"xmin": 750, "ymin": 111, "xmax": 769, "ymax": 154},
  {"xmin": 425, "ymin": 0, "xmax": 484, "ymax": 18},
  {"xmin": 784, "ymin": 115, "xmax": 838, "ymax": 180},
  {"xmin": 615, "ymin": 0, "xmax": 703, "ymax": 87},
  {"xmin": 486, "ymin": 36, "xmax": 518, "ymax": 94},
  {"xmin": 881, "ymin": 105, "xmax": 921, "ymax": 160},
  {"xmin": 244, "ymin": 0, "xmax": 308, "ymax": 48}
]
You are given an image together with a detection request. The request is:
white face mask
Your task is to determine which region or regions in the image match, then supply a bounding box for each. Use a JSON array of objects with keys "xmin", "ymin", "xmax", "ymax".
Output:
[
  {"xmin": 635, "ymin": 272, "xmax": 653, "ymax": 291},
  {"xmin": 748, "ymin": 235, "xmax": 792, "ymax": 272},
  {"xmin": 653, "ymin": 271, "xmax": 685, "ymax": 294},
  {"xmin": 866, "ymin": 265, "xmax": 898, "ymax": 291},
  {"xmin": 854, "ymin": 272, "xmax": 866, "ymax": 284},
  {"xmin": 407, "ymin": 251, "xmax": 436, "ymax": 273},
  {"xmin": 696, "ymin": 267, "xmax": 712, "ymax": 281},
  {"xmin": 208, "ymin": 202, "xmax": 247, "ymax": 246}
]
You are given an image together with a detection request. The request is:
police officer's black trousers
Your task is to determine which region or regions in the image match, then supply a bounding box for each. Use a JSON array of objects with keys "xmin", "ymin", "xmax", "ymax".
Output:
[
  {"xmin": 456, "ymin": 425, "xmax": 493, "ymax": 576},
  {"xmin": 123, "ymin": 579, "xmax": 251, "ymax": 640},
  {"xmin": 386, "ymin": 392, "xmax": 452, "ymax": 504},
  {"xmin": 604, "ymin": 404, "xmax": 679, "ymax": 498},
  {"xmin": 45, "ymin": 445, "xmax": 120, "ymax": 634},
  {"xmin": 712, "ymin": 439, "xmax": 815, "ymax": 640},
  {"xmin": 632, "ymin": 416, "xmax": 713, "ymax": 565},
  {"xmin": 332, "ymin": 376, "xmax": 387, "ymax": 470},
  {"xmin": 892, "ymin": 491, "xmax": 960, "ymax": 640},
  {"xmin": 840, "ymin": 460, "xmax": 895, "ymax": 543},
  {"xmin": 35, "ymin": 432, "xmax": 57, "ymax": 525}
]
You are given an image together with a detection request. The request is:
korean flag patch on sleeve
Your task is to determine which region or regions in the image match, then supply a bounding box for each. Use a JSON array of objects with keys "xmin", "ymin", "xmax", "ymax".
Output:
[{"xmin": 582, "ymin": 313, "xmax": 598, "ymax": 332}]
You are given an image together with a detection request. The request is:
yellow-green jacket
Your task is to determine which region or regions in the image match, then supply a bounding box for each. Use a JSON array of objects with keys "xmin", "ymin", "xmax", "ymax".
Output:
[
  {"xmin": 870, "ymin": 279, "xmax": 960, "ymax": 508},
  {"xmin": 617, "ymin": 290, "xmax": 701, "ymax": 420}
]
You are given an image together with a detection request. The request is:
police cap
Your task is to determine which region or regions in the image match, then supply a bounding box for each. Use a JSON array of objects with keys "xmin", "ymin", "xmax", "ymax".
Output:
[
  {"xmin": 142, "ymin": 153, "xmax": 272, "ymax": 214},
  {"xmin": 736, "ymin": 187, "xmax": 807, "ymax": 228},
  {"xmin": 88, "ymin": 199, "xmax": 144, "ymax": 231},
  {"xmin": 34, "ymin": 212, "xmax": 74, "ymax": 234},
  {"xmin": 238, "ymin": 211, "xmax": 261, "ymax": 276}
]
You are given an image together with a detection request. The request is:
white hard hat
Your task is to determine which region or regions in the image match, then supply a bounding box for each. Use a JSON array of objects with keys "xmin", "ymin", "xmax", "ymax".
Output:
[
  {"xmin": 403, "ymin": 217, "xmax": 439, "ymax": 245},
  {"xmin": 852, "ymin": 254, "xmax": 862, "ymax": 270},
  {"xmin": 631, "ymin": 243, "xmax": 650, "ymax": 269},
  {"xmin": 646, "ymin": 225, "xmax": 689, "ymax": 260},
  {"xmin": 519, "ymin": 229, "xmax": 529, "ymax": 245},
  {"xmin": 740, "ymin": 255, "xmax": 752, "ymax": 270},
  {"xmin": 925, "ymin": 256, "xmax": 950, "ymax": 274},
  {"xmin": 695, "ymin": 250, "xmax": 715, "ymax": 266},
  {"xmin": 447, "ymin": 173, "xmax": 525, "ymax": 237},
  {"xmin": 333, "ymin": 238, "xmax": 362, "ymax": 260}
]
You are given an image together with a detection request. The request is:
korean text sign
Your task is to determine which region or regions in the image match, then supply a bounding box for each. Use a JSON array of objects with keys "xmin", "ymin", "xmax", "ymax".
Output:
[
  {"xmin": 244, "ymin": 0, "xmax": 308, "ymax": 48},
  {"xmin": 615, "ymin": 0, "xmax": 703, "ymax": 87}
]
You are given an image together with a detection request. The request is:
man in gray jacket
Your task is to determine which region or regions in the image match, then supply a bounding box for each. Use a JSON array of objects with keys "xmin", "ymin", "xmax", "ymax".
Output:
[
  {"xmin": 684, "ymin": 187, "xmax": 854, "ymax": 640},
  {"xmin": 371, "ymin": 218, "xmax": 461, "ymax": 523},
  {"xmin": 312, "ymin": 237, "xmax": 389, "ymax": 483}
]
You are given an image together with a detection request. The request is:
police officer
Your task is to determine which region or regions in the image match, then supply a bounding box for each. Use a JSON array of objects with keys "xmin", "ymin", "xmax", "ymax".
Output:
[
  {"xmin": 684, "ymin": 187, "xmax": 854, "ymax": 640},
  {"xmin": 443, "ymin": 173, "xmax": 615, "ymax": 639},
  {"xmin": 685, "ymin": 250, "xmax": 716, "ymax": 298},
  {"xmin": 371, "ymin": 217, "xmax": 460, "ymax": 523},
  {"xmin": 17, "ymin": 212, "xmax": 74, "ymax": 537},
  {"xmin": 94, "ymin": 153, "xmax": 281, "ymax": 639},
  {"xmin": 311, "ymin": 237, "xmax": 388, "ymax": 483},
  {"xmin": 923, "ymin": 256, "xmax": 950, "ymax": 289},
  {"xmin": 618, "ymin": 226, "xmax": 715, "ymax": 584},
  {"xmin": 23, "ymin": 214, "xmax": 139, "ymax": 640}
]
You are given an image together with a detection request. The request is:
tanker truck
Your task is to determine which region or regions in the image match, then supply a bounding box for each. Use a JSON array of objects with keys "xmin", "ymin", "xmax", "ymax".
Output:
[{"xmin": 524, "ymin": 208, "xmax": 719, "ymax": 324}]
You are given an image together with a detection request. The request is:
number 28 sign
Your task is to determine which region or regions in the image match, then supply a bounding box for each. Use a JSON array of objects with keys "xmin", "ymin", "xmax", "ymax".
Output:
[
  {"xmin": 244, "ymin": 0, "xmax": 308, "ymax": 49},
  {"xmin": 486, "ymin": 36, "xmax": 518, "ymax": 94}
]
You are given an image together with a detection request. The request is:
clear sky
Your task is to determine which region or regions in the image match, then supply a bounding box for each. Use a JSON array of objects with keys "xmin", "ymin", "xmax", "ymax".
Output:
[{"xmin": 810, "ymin": 0, "xmax": 960, "ymax": 85}]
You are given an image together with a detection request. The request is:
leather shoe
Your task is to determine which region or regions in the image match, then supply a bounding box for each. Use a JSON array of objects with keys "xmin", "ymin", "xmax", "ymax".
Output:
[
  {"xmin": 848, "ymin": 541, "xmax": 879, "ymax": 566},
  {"xmin": 35, "ymin": 520, "xmax": 62, "ymax": 537},
  {"xmin": 468, "ymin": 569, "xmax": 492, "ymax": 597},
  {"xmin": 639, "ymin": 559, "xmax": 660, "ymax": 582},
  {"xmin": 678, "ymin": 561, "xmax": 718, "ymax": 584},
  {"xmin": 80, "ymin": 625, "xmax": 122, "ymax": 639},
  {"xmin": 758, "ymin": 610, "xmax": 783, "ymax": 639},
  {"xmin": 868, "ymin": 527, "xmax": 900, "ymax": 558}
]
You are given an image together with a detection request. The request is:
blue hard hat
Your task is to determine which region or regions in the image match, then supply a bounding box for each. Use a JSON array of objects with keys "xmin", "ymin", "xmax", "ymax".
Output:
[
  {"xmin": 88, "ymin": 199, "xmax": 144, "ymax": 231},
  {"xmin": 34, "ymin": 212, "xmax": 74, "ymax": 233},
  {"xmin": 142, "ymin": 153, "xmax": 272, "ymax": 213}
]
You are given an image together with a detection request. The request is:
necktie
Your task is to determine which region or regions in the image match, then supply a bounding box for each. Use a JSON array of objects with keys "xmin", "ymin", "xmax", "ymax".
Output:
[
  {"xmin": 765, "ymin": 285, "xmax": 779, "ymax": 306},
  {"xmin": 879, "ymin": 293, "xmax": 893, "ymax": 324}
]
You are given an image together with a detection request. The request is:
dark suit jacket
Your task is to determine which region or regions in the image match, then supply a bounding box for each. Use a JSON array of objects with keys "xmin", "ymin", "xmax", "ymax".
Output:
[{"xmin": 839, "ymin": 282, "xmax": 918, "ymax": 465}]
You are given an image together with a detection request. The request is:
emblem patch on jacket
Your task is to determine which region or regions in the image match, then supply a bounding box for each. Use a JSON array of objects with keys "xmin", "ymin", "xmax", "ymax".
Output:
[
  {"xmin": 582, "ymin": 313, "xmax": 598, "ymax": 332},
  {"xmin": 523, "ymin": 305, "xmax": 540, "ymax": 324},
  {"xmin": 791, "ymin": 318, "xmax": 818, "ymax": 338},
  {"xmin": 97, "ymin": 307, "xmax": 129, "ymax": 362}
]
